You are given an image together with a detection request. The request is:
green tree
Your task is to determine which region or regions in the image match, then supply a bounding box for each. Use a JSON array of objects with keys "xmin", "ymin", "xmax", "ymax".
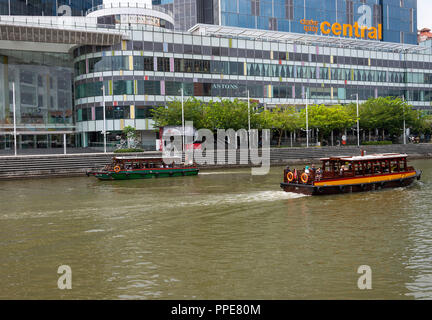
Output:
[
  {"xmin": 259, "ymin": 106, "xmax": 301, "ymax": 146},
  {"xmin": 152, "ymin": 97, "xmax": 205, "ymax": 129},
  {"xmin": 122, "ymin": 125, "xmax": 138, "ymax": 148},
  {"xmin": 359, "ymin": 97, "xmax": 418, "ymax": 141},
  {"xmin": 299, "ymin": 104, "xmax": 356, "ymax": 144},
  {"xmin": 152, "ymin": 98, "xmax": 261, "ymax": 131},
  {"xmin": 202, "ymin": 98, "xmax": 261, "ymax": 131},
  {"xmin": 123, "ymin": 125, "xmax": 138, "ymax": 139}
]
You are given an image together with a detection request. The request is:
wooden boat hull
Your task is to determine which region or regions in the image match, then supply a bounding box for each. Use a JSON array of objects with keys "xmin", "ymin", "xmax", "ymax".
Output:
[
  {"xmin": 89, "ymin": 168, "xmax": 199, "ymax": 181},
  {"xmin": 280, "ymin": 170, "xmax": 421, "ymax": 196}
]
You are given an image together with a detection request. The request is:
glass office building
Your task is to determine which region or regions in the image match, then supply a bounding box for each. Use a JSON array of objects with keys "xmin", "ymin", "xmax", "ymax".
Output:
[
  {"xmin": 0, "ymin": 0, "xmax": 102, "ymax": 16},
  {"xmin": 153, "ymin": 0, "xmax": 217, "ymax": 31},
  {"xmin": 152, "ymin": 1, "xmax": 417, "ymax": 44},
  {"xmin": 219, "ymin": 0, "xmax": 417, "ymax": 44}
]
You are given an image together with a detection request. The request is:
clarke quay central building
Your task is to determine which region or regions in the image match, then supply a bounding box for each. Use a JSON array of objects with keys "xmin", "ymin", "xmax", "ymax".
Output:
[{"xmin": 0, "ymin": 0, "xmax": 429, "ymax": 151}]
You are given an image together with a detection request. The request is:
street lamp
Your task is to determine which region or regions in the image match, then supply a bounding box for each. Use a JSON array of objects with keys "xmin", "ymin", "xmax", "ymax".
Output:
[
  {"xmin": 402, "ymin": 96, "xmax": 406, "ymax": 145},
  {"xmin": 181, "ymin": 87, "xmax": 185, "ymax": 152},
  {"xmin": 12, "ymin": 82, "xmax": 17, "ymax": 156},
  {"xmin": 247, "ymin": 90, "xmax": 251, "ymax": 149},
  {"xmin": 350, "ymin": 93, "xmax": 360, "ymax": 147},
  {"xmin": 102, "ymin": 85, "xmax": 107, "ymax": 153},
  {"xmin": 398, "ymin": 95, "xmax": 406, "ymax": 145},
  {"xmin": 306, "ymin": 95, "xmax": 309, "ymax": 148}
]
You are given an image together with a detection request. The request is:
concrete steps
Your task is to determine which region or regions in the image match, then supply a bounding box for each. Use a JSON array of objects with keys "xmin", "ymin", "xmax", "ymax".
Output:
[
  {"xmin": 0, "ymin": 145, "xmax": 431, "ymax": 179},
  {"xmin": 0, "ymin": 152, "xmax": 160, "ymax": 179}
]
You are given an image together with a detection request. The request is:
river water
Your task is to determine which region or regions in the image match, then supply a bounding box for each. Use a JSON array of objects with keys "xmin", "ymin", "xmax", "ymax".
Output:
[{"xmin": 0, "ymin": 160, "xmax": 431, "ymax": 300}]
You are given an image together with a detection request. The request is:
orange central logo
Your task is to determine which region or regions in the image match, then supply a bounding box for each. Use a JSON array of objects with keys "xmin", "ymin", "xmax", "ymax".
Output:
[{"xmin": 300, "ymin": 19, "xmax": 382, "ymax": 40}]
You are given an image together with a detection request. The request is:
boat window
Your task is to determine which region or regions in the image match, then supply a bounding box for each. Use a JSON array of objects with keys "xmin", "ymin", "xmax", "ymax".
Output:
[
  {"xmin": 373, "ymin": 161, "xmax": 381, "ymax": 174},
  {"xmin": 381, "ymin": 161, "xmax": 390, "ymax": 173},
  {"xmin": 390, "ymin": 160, "xmax": 399, "ymax": 172},
  {"xmin": 354, "ymin": 162, "xmax": 362, "ymax": 176},
  {"xmin": 365, "ymin": 162, "xmax": 372, "ymax": 174},
  {"xmin": 321, "ymin": 161, "xmax": 329, "ymax": 172}
]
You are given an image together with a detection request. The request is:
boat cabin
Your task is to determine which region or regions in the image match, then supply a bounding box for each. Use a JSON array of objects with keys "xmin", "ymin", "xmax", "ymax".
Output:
[
  {"xmin": 104, "ymin": 156, "xmax": 183, "ymax": 171},
  {"xmin": 319, "ymin": 153, "xmax": 412, "ymax": 179},
  {"xmin": 284, "ymin": 153, "xmax": 414, "ymax": 185}
]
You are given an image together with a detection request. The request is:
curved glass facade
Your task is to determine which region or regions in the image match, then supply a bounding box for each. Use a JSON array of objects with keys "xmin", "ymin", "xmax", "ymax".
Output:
[{"xmin": 73, "ymin": 23, "xmax": 431, "ymax": 150}]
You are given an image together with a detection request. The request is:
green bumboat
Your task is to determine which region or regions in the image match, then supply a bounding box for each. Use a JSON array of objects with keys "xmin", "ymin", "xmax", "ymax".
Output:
[{"xmin": 87, "ymin": 156, "xmax": 199, "ymax": 181}]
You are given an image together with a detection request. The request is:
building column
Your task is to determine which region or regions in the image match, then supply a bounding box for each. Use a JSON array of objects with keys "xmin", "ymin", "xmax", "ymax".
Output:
[{"xmin": 82, "ymin": 132, "xmax": 88, "ymax": 148}]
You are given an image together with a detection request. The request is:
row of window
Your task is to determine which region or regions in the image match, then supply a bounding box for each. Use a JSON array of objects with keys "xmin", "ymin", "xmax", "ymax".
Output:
[
  {"xmin": 75, "ymin": 80, "xmax": 432, "ymax": 103},
  {"xmin": 76, "ymin": 106, "xmax": 153, "ymax": 122},
  {"xmin": 75, "ymin": 56, "xmax": 432, "ymax": 84},
  {"xmin": 73, "ymin": 43, "xmax": 429, "ymax": 69}
]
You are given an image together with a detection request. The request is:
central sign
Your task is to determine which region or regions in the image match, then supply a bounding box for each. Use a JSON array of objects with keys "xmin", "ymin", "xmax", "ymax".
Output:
[{"xmin": 300, "ymin": 19, "xmax": 382, "ymax": 40}]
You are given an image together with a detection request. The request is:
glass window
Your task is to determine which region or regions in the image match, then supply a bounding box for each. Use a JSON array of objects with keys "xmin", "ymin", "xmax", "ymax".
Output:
[
  {"xmin": 112, "ymin": 56, "xmax": 128, "ymax": 71},
  {"xmin": 113, "ymin": 80, "xmax": 133, "ymax": 95}
]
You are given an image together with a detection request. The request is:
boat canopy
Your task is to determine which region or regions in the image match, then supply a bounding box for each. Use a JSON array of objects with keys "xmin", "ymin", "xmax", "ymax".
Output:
[
  {"xmin": 113, "ymin": 156, "xmax": 182, "ymax": 161},
  {"xmin": 319, "ymin": 153, "xmax": 408, "ymax": 162}
]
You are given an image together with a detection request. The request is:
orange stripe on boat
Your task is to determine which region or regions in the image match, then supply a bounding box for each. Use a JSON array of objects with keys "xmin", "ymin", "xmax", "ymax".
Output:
[{"xmin": 313, "ymin": 172, "xmax": 416, "ymax": 187}]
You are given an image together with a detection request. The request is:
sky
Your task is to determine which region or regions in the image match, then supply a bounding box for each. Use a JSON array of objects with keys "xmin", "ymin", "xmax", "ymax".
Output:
[{"xmin": 417, "ymin": 0, "xmax": 432, "ymax": 29}]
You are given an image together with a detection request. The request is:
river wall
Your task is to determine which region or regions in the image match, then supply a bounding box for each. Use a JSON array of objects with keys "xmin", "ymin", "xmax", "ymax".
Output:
[{"xmin": 0, "ymin": 144, "xmax": 431, "ymax": 180}]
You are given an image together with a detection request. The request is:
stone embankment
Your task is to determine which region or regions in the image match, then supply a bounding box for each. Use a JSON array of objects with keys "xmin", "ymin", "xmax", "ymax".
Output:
[{"xmin": 0, "ymin": 144, "xmax": 431, "ymax": 180}]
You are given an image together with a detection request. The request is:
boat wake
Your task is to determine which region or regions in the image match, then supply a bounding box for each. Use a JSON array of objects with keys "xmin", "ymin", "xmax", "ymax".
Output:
[
  {"xmin": 0, "ymin": 191, "xmax": 306, "ymax": 220},
  {"xmin": 198, "ymin": 171, "xmax": 248, "ymax": 175},
  {"xmin": 175, "ymin": 190, "xmax": 307, "ymax": 208}
]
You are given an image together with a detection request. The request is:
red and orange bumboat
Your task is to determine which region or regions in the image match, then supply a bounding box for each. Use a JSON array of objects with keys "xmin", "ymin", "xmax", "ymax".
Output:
[{"xmin": 280, "ymin": 153, "xmax": 421, "ymax": 196}]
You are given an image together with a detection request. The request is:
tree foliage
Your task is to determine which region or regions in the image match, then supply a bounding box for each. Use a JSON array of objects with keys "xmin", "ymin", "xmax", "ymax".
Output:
[
  {"xmin": 357, "ymin": 97, "xmax": 419, "ymax": 140},
  {"xmin": 299, "ymin": 104, "xmax": 356, "ymax": 143},
  {"xmin": 151, "ymin": 97, "xmax": 432, "ymax": 144},
  {"xmin": 152, "ymin": 98, "xmax": 260, "ymax": 131},
  {"xmin": 260, "ymin": 107, "xmax": 301, "ymax": 146}
]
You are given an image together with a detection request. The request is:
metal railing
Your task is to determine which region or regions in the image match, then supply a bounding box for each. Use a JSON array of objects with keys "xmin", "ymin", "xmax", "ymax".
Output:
[
  {"xmin": 86, "ymin": 3, "xmax": 173, "ymax": 17},
  {"xmin": 0, "ymin": 15, "xmax": 127, "ymax": 34}
]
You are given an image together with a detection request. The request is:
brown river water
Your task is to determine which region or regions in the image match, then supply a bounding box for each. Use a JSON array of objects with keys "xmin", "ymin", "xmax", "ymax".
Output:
[{"xmin": 0, "ymin": 160, "xmax": 431, "ymax": 299}]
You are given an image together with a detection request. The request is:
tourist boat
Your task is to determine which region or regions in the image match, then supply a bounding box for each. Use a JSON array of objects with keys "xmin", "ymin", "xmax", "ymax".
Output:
[
  {"xmin": 87, "ymin": 156, "xmax": 199, "ymax": 180},
  {"xmin": 280, "ymin": 152, "xmax": 421, "ymax": 196}
]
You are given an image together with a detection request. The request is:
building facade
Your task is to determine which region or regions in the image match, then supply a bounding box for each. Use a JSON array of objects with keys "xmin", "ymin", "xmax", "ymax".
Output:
[
  {"xmin": 219, "ymin": 0, "xmax": 417, "ymax": 44},
  {"xmin": 153, "ymin": 0, "xmax": 218, "ymax": 31},
  {"xmin": 153, "ymin": 0, "xmax": 417, "ymax": 45},
  {"xmin": 0, "ymin": 0, "xmax": 429, "ymax": 152},
  {"xmin": 0, "ymin": 0, "xmax": 103, "ymax": 16}
]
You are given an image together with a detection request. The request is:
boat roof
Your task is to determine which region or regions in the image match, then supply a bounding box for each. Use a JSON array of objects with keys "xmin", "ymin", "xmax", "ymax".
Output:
[
  {"xmin": 320, "ymin": 153, "xmax": 408, "ymax": 162},
  {"xmin": 113, "ymin": 156, "xmax": 181, "ymax": 161}
]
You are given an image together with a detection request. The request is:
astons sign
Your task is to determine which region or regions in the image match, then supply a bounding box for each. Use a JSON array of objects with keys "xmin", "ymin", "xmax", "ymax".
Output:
[{"xmin": 301, "ymin": 19, "xmax": 382, "ymax": 41}]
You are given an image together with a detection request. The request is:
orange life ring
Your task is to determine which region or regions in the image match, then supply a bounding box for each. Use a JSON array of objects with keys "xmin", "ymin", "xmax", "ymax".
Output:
[
  {"xmin": 113, "ymin": 165, "xmax": 121, "ymax": 173},
  {"xmin": 287, "ymin": 172, "xmax": 294, "ymax": 182},
  {"xmin": 301, "ymin": 173, "xmax": 309, "ymax": 184}
]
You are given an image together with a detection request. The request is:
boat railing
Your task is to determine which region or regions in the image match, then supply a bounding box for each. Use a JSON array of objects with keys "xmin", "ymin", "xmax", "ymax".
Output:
[
  {"xmin": 283, "ymin": 169, "xmax": 315, "ymax": 185},
  {"xmin": 284, "ymin": 168, "xmax": 359, "ymax": 184}
]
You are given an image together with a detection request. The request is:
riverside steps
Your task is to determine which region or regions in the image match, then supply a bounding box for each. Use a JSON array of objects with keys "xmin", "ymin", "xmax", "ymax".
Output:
[{"xmin": 0, "ymin": 144, "xmax": 431, "ymax": 180}]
